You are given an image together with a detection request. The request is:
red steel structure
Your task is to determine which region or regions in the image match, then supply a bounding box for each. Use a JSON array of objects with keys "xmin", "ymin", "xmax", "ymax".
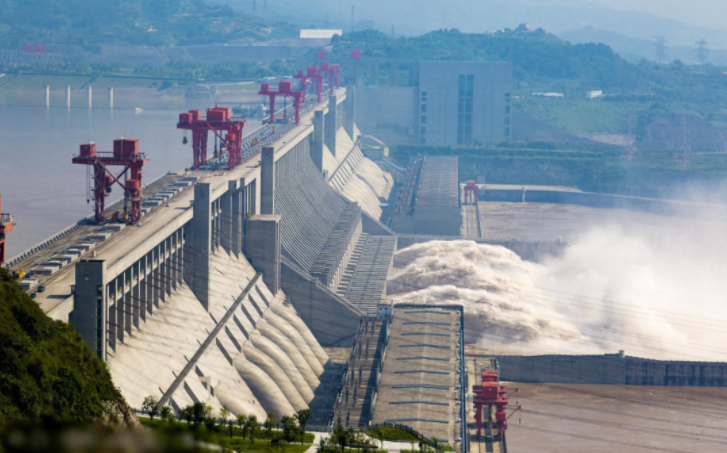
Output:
[
  {"xmin": 0, "ymin": 195, "xmax": 15, "ymax": 267},
  {"xmin": 177, "ymin": 107, "xmax": 247, "ymax": 170},
  {"xmin": 72, "ymin": 139, "xmax": 148, "ymax": 224},
  {"xmin": 320, "ymin": 62, "xmax": 341, "ymax": 94},
  {"xmin": 463, "ymin": 180, "xmax": 479, "ymax": 204},
  {"xmin": 259, "ymin": 81, "xmax": 304, "ymax": 125},
  {"xmin": 293, "ymin": 69, "xmax": 314, "ymax": 103},
  {"xmin": 472, "ymin": 370, "xmax": 512, "ymax": 440},
  {"xmin": 18, "ymin": 43, "xmax": 47, "ymax": 53},
  {"xmin": 306, "ymin": 65, "xmax": 325, "ymax": 103},
  {"xmin": 351, "ymin": 49, "xmax": 362, "ymax": 81}
]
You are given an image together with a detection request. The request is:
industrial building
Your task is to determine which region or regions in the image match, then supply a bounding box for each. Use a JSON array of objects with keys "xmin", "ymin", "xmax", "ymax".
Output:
[{"xmin": 355, "ymin": 61, "xmax": 512, "ymax": 146}]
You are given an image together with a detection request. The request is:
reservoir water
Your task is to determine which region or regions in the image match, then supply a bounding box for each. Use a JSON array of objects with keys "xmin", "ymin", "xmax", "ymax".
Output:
[{"xmin": 0, "ymin": 92, "xmax": 261, "ymax": 258}]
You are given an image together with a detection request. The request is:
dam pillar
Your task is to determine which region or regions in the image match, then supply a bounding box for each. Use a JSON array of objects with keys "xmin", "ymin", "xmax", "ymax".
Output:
[
  {"xmin": 245, "ymin": 215, "xmax": 281, "ymax": 295},
  {"xmin": 192, "ymin": 182, "xmax": 212, "ymax": 310},
  {"xmin": 345, "ymin": 85, "xmax": 356, "ymax": 141},
  {"xmin": 313, "ymin": 110, "xmax": 325, "ymax": 173},
  {"xmin": 109, "ymin": 87, "xmax": 114, "ymax": 108},
  {"xmin": 87, "ymin": 85, "xmax": 92, "ymax": 108},
  {"xmin": 66, "ymin": 85, "xmax": 71, "ymax": 108},
  {"xmin": 221, "ymin": 185, "xmax": 233, "ymax": 253},
  {"xmin": 230, "ymin": 180, "xmax": 242, "ymax": 257},
  {"xmin": 45, "ymin": 85, "xmax": 50, "ymax": 107},
  {"xmin": 261, "ymin": 147, "xmax": 275, "ymax": 215},
  {"xmin": 325, "ymin": 95, "xmax": 338, "ymax": 159},
  {"xmin": 74, "ymin": 259, "xmax": 108, "ymax": 361}
]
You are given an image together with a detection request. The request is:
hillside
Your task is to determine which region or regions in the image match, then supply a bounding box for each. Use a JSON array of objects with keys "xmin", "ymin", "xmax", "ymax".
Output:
[
  {"xmin": 0, "ymin": 268, "xmax": 133, "ymax": 426},
  {"xmin": 0, "ymin": 0, "xmax": 297, "ymax": 48}
]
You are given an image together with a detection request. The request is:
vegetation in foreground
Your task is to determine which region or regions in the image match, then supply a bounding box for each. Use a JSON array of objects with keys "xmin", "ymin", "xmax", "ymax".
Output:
[
  {"xmin": 0, "ymin": 268, "xmax": 133, "ymax": 427},
  {"xmin": 365, "ymin": 426, "xmax": 420, "ymax": 442}
]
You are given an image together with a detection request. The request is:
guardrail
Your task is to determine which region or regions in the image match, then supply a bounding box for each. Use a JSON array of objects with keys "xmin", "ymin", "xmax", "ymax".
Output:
[{"xmin": 5, "ymin": 171, "xmax": 177, "ymax": 268}]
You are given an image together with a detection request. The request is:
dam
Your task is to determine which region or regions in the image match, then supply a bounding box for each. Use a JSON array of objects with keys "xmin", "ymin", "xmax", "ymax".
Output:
[{"xmin": 5, "ymin": 67, "xmax": 727, "ymax": 453}]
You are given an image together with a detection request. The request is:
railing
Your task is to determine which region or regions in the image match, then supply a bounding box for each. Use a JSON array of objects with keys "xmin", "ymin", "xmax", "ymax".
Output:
[{"xmin": 4, "ymin": 171, "xmax": 176, "ymax": 268}]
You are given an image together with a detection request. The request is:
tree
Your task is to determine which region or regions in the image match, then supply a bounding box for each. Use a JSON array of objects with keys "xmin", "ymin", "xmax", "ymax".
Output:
[
  {"xmin": 331, "ymin": 424, "xmax": 350, "ymax": 453},
  {"xmin": 192, "ymin": 402, "xmax": 211, "ymax": 426},
  {"xmin": 237, "ymin": 414, "xmax": 248, "ymax": 435},
  {"xmin": 281, "ymin": 415, "xmax": 298, "ymax": 442},
  {"xmin": 295, "ymin": 408, "xmax": 313, "ymax": 444},
  {"xmin": 181, "ymin": 405, "xmax": 194, "ymax": 426},
  {"xmin": 204, "ymin": 416, "xmax": 217, "ymax": 431},
  {"xmin": 160, "ymin": 406, "xmax": 173, "ymax": 424},
  {"xmin": 142, "ymin": 396, "xmax": 160, "ymax": 422},
  {"xmin": 265, "ymin": 411, "xmax": 279, "ymax": 438},
  {"xmin": 378, "ymin": 432, "xmax": 384, "ymax": 450},
  {"xmin": 247, "ymin": 415, "xmax": 260, "ymax": 447},
  {"xmin": 219, "ymin": 405, "xmax": 232, "ymax": 436}
]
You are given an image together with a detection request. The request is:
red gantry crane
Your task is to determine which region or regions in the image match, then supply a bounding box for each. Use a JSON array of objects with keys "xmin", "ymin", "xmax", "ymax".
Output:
[
  {"xmin": 472, "ymin": 370, "xmax": 518, "ymax": 441},
  {"xmin": 259, "ymin": 81, "xmax": 304, "ymax": 125},
  {"xmin": 463, "ymin": 180, "xmax": 479, "ymax": 205},
  {"xmin": 72, "ymin": 139, "xmax": 148, "ymax": 224},
  {"xmin": 0, "ymin": 195, "xmax": 15, "ymax": 267},
  {"xmin": 177, "ymin": 107, "xmax": 247, "ymax": 170},
  {"xmin": 320, "ymin": 62, "xmax": 341, "ymax": 94}
]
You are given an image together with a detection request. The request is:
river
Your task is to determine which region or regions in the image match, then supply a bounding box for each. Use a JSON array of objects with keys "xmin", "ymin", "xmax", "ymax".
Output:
[{"xmin": 0, "ymin": 92, "xmax": 262, "ymax": 258}]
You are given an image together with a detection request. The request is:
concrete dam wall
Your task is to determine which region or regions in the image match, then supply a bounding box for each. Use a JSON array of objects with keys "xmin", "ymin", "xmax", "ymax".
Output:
[{"xmin": 494, "ymin": 354, "xmax": 727, "ymax": 387}]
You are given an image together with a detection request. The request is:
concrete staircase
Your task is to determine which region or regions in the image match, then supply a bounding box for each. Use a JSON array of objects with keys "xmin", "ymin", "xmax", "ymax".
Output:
[{"xmin": 335, "ymin": 233, "xmax": 369, "ymax": 297}]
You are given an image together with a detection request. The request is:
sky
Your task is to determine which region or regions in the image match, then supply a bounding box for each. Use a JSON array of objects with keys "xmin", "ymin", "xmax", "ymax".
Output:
[{"xmin": 584, "ymin": 0, "xmax": 726, "ymax": 30}]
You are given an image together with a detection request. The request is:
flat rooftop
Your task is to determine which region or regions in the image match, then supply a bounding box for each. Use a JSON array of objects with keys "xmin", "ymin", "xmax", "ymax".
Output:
[{"xmin": 373, "ymin": 304, "xmax": 464, "ymax": 444}]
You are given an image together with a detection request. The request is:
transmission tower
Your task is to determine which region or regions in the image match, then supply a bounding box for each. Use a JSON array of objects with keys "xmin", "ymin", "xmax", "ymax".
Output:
[
  {"xmin": 695, "ymin": 39, "xmax": 709, "ymax": 66},
  {"xmin": 351, "ymin": 5, "xmax": 355, "ymax": 32},
  {"xmin": 654, "ymin": 36, "xmax": 667, "ymax": 64}
]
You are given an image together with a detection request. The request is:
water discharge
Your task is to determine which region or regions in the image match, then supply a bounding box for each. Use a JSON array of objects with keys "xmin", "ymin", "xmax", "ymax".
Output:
[{"xmin": 388, "ymin": 216, "xmax": 727, "ymax": 361}]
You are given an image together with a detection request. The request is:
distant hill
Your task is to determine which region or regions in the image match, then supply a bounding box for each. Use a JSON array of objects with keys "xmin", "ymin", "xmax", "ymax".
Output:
[
  {"xmin": 0, "ymin": 0, "xmax": 297, "ymax": 49},
  {"xmin": 558, "ymin": 27, "xmax": 727, "ymax": 66},
  {"xmin": 0, "ymin": 268, "xmax": 134, "ymax": 425}
]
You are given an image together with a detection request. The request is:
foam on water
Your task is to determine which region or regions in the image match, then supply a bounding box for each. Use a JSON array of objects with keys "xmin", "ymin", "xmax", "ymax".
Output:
[{"xmin": 388, "ymin": 219, "xmax": 727, "ymax": 361}]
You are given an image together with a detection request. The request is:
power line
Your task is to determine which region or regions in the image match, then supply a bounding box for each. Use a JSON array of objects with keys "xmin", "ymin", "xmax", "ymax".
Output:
[{"xmin": 654, "ymin": 36, "xmax": 667, "ymax": 64}]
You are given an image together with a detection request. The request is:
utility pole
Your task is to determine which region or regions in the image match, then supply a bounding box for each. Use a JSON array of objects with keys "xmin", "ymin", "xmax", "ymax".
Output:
[
  {"xmin": 695, "ymin": 39, "xmax": 709, "ymax": 66},
  {"xmin": 654, "ymin": 36, "xmax": 666, "ymax": 64},
  {"xmin": 351, "ymin": 5, "xmax": 355, "ymax": 33}
]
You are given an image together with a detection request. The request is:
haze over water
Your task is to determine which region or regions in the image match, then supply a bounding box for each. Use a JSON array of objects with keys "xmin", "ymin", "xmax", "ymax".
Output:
[{"xmin": 0, "ymin": 92, "xmax": 261, "ymax": 258}]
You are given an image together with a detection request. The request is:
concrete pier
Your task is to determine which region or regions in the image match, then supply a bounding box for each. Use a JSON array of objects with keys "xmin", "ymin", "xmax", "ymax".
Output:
[
  {"xmin": 66, "ymin": 86, "xmax": 71, "ymax": 108},
  {"xmin": 245, "ymin": 215, "xmax": 281, "ymax": 296},
  {"xmin": 109, "ymin": 87, "xmax": 114, "ymax": 108},
  {"xmin": 345, "ymin": 85, "xmax": 356, "ymax": 140},
  {"xmin": 45, "ymin": 85, "xmax": 50, "ymax": 107},
  {"xmin": 74, "ymin": 260, "xmax": 107, "ymax": 361},
  {"xmin": 192, "ymin": 182, "xmax": 212, "ymax": 310},
  {"xmin": 312, "ymin": 110, "xmax": 325, "ymax": 173},
  {"xmin": 87, "ymin": 85, "xmax": 92, "ymax": 108},
  {"xmin": 325, "ymin": 95, "xmax": 338, "ymax": 159},
  {"xmin": 260, "ymin": 147, "xmax": 275, "ymax": 215}
]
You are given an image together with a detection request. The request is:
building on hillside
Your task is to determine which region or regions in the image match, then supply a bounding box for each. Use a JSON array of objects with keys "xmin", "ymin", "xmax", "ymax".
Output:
[{"xmin": 355, "ymin": 61, "xmax": 512, "ymax": 146}]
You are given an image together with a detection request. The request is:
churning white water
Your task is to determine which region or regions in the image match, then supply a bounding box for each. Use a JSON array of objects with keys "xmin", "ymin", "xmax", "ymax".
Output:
[{"xmin": 388, "ymin": 218, "xmax": 727, "ymax": 361}]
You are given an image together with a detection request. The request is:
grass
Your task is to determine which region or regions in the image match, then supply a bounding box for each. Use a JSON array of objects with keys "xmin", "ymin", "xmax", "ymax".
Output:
[
  {"xmin": 513, "ymin": 97, "xmax": 644, "ymax": 135},
  {"xmin": 139, "ymin": 416, "xmax": 315, "ymax": 449},
  {"xmin": 365, "ymin": 426, "xmax": 420, "ymax": 442}
]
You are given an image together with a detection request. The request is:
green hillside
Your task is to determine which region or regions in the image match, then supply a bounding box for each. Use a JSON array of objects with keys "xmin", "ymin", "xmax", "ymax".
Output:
[
  {"xmin": 0, "ymin": 268, "xmax": 133, "ymax": 426},
  {"xmin": 0, "ymin": 0, "xmax": 297, "ymax": 48}
]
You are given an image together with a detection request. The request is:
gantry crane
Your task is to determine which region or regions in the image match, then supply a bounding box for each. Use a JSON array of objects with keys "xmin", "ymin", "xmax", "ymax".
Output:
[
  {"xmin": 472, "ymin": 370, "xmax": 516, "ymax": 440},
  {"xmin": 72, "ymin": 139, "xmax": 148, "ymax": 224},
  {"xmin": 0, "ymin": 195, "xmax": 15, "ymax": 267},
  {"xmin": 320, "ymin": 62, "xmax": 341, "ymax": 94},
  {"xmin": 177, "ymin": 107, "xmax": 247, "ymax": 170},
  {"xmin": 463, "ymin": 180, "xmax": 480, "ymax": 205},
  {"xmin": 259, "ymin": 81, "xmax": 304, "ymax": 125}
]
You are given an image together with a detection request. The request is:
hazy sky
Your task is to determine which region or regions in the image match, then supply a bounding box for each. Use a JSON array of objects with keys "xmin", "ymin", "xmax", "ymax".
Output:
[{"xmin": 584, "ymin": 0, "xmax": 726, "ymax": 29}]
